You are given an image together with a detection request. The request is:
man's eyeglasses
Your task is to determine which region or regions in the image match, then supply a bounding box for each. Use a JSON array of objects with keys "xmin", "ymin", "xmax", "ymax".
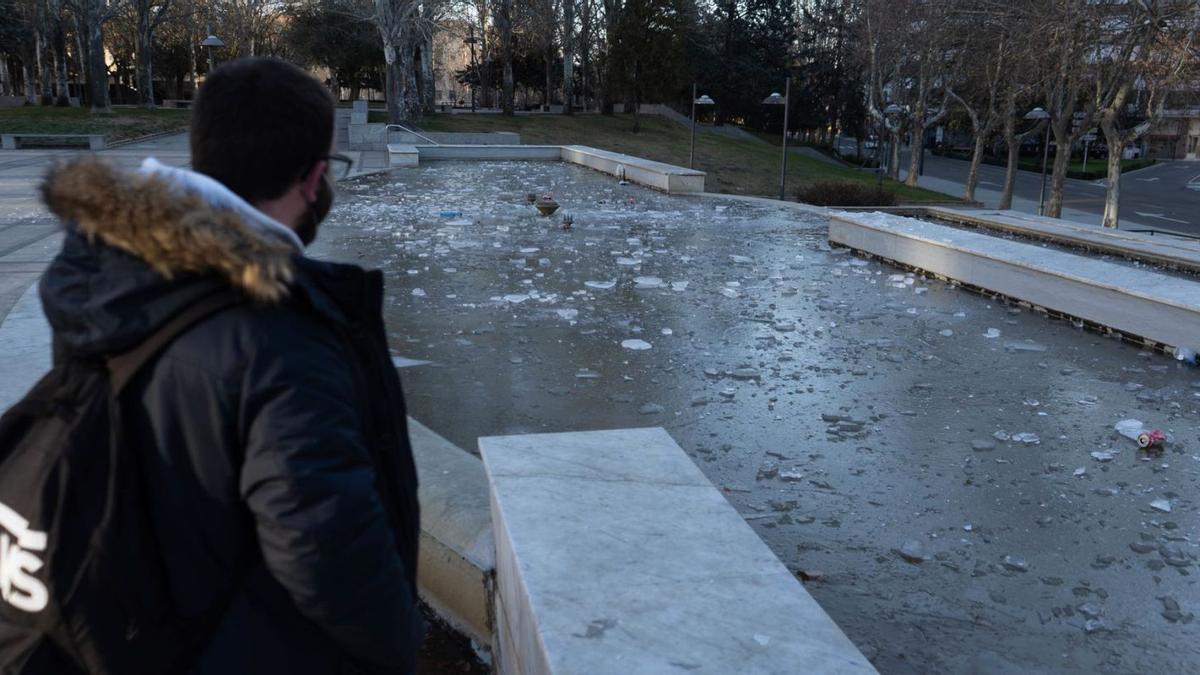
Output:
[{"xmin": 323, "ymin": 153, "xmax": 354, "ymax": 181}]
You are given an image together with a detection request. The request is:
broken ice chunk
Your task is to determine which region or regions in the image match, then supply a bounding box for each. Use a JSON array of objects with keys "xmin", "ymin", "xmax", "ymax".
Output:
[{"xmin": 621, "ymin": 339, "xmax": 653, "ymax": 351}]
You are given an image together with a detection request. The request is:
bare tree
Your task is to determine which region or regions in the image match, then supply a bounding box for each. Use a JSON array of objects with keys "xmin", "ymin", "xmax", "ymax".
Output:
[
  {"xmin": 861, "ymin": 0, "xmax": 908, "ymax": 180},
  {"xmin": 1092, "ymin": 0, "xmax": 1199, "ymax": 228},
  {"xmin": 944, "ymin": 3, "xmax": 1012, "ymax": 202},
  {"xmin": 133, "ymin": 0, "xmax": 173, "ymax": 107}
]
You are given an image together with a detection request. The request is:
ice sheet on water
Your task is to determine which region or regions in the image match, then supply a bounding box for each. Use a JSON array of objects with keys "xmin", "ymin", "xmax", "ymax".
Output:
[
  {"xmin": 634, "ymin": 276, "xmax": 665, "ymax": 289},
  {"xmin": 671, "ymin": 281, "xmax": 689, "ymax": 292},
  {"xmin": 621, "ymin": 339, "xmax": 653, "ymax": 350},
  {"xmin": 984, "ymin": 328, "xmax": 1002, "ymax": 339},
  {"xmin": 616, "ymin": 257, "xmax": 640, "ymax": 266},
  {"xmin": 585, "ymin": 280, "xmax": 616, "ymax": 290},
  {"xmin": 556, "ymin": 309, "xmax": 579, "ymax": 321},
  {"xmin": 503, "ymin": 294, "xmax": 530, "ymax": 304}
]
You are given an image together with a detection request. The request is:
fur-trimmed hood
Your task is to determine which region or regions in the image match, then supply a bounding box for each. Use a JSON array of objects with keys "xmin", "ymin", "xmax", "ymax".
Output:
[
  {"xmin": 38, "ymin": 158, "xmax": 318, "ymax": 357},
  {"xmin": 40, "ymin": 157, "xmax": 296, "ymax": 302}
]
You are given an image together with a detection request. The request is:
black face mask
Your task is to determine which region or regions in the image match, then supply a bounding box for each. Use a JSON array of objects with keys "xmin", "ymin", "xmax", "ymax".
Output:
[{"xmin": 297, "ymin": 172, "xmax": 334, "ymax": 246}]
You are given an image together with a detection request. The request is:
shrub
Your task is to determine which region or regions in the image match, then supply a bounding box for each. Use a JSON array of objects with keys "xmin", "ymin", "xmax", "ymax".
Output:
[{"xmin": 796, "ymin": 181, "xmax": 898, "ymax": 207}]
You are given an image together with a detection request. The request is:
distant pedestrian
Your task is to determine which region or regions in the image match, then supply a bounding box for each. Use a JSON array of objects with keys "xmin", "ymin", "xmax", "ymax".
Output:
[{"xmin": 0, "ymin": 57, "xmax": 421, "ymax": 673}]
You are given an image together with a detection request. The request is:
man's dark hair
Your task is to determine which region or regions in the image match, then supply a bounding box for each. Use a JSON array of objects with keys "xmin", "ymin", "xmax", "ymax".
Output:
[{"xmin": 191, "ymin": 57, "xmax": 334, "ymax": 203}]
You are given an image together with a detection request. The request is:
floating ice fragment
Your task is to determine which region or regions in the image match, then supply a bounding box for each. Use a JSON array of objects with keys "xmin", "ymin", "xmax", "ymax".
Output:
[
  {"xmin": 616, "ymin": 257, "xmax": 640, "ymax": 266},
  {"xmin": 1012, "ymin": 432, "xmax": 1041, "ymax": 445},
  {"xmin": 1150, "ymin": 498, "xmax": 1172, "ymax": 513},
  {"xmin": 753, "ymin": 634, "xmax": 770, "ymax": 647},
  {"xmin": 555, "ymin": 309, "xmax": 579, "ymax": 321},
  {"xmin": 1115, "ymin": 419, "xmax": 1144, "ymax": 441},
  {"xmin": 670, "ymin": 281, "xmax": 689, "ymax": 291},
  {"xmin": 411, "ymin": 288, "xmax": 426, "ymax": 297},
  {"xmin": 730, "ymin": 255, "xmax": 754, "ymax": 265},
  {"xmin": 661, "ymin": 328, "xmax": 674, "ymax": 336},
  {"xmin": 585, "ymin": 280, "xmax": 616, "ymax": 290},
  {"xmin": 984, "ymin": 328, "xmax": 1001, "ymax": 339},
  {"xmin": 1073, "ymin": 467, "xmax": 1087, "ymax": 477},
  {"xmin": 391, "ymin": 356, "xmax": 432, "ymax": 368},
  {"xmin": 519, "ymin": 247, "xmax": 540, "ymax": 254},
  {"xmin": 1090, "ymin": 451, "xmax": 1115, "ymax": 462},
  {"xmin": 634, "ymin": 276, "xmax": 665, "ymax": 289},
  {"xmin": 1005, "ymin": 341, "xmax": 1048, "ymax": 353},
  {"xmin": 621, "ymin": 339, "xmax": 653, "ymax": 351},
  {"xmin": 773, "ymin": 321, "xmax": 796, "ymax": 332},
  {"xmin": 939, "ymin": 329, "xmax": 954, "ymax": 337},
  {"xmin": 719, "ymin": 287, "xmax": 740, "ymax": 298},
  {"xmin": 575, "ymin": 368, "xmax": 601, "ymax": 379},
  {"xmin": 503, "ymin": 294, "xmax": 530, "ymax": 304}
]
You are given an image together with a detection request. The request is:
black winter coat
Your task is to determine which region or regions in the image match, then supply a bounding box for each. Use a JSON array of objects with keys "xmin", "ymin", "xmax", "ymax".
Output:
[{"xmin": 37, "ymin": 158, "xmax": 422, "ymax": 674}]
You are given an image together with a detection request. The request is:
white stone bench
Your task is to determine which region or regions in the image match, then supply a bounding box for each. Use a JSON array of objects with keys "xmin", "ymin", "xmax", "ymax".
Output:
[
  {"xmin": 829, "ymin": 211, "xmax": 1200, "ymax": 353},
  {"xmin": 2, "ymin": 133, "xmax": 105, "ymax": 150},
  {"xmin": 479, "ymin": 427, "xmax": 877, "ymax": 675}
]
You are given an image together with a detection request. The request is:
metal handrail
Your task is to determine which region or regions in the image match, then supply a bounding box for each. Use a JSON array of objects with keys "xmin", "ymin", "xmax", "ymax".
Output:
[
  {"xmin": 1125, "ymin": 228, "xmax": 1200, "ymax": 242},
  {"xmin": 384, "ymin": 124, "xmax": 439, "ymax": 146}
]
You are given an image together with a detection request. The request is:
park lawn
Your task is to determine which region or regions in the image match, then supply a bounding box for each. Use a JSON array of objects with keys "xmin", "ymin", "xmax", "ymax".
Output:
[
  {"xmin": 0, "ymin": 107, "xmax": 191, "ymax": 143},
  {"xmin": 416, "ymin": 113, "xmax": 960, "ymax": 203}
]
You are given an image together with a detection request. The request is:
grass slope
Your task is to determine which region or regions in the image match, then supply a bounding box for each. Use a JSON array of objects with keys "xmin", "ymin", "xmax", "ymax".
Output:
[
  {"xmin": 0, "ymin": 107, "xmax": 191, "ymax": 143},
  {"xmin": 416, "ymin": 113, "xmax": 959, "ymax": 203}
]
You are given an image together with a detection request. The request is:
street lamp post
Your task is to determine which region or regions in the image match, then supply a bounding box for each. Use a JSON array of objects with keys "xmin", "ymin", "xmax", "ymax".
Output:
[
  {"xmin": 1024, "ymin": 106, "xmax": 1052, "ymax": 216},
  {"xmin": 762, "ymin": 76, "xmax": 791, "ymax": 200},
  {"xmin": 465, "ymin": 29, "xmax": 480, "ymax": 112},
  {"xmin": 689, "ymin": 84, "xmax": 714, "ymax": 170},
  {"xmin": 200, "ymin": 33, "xmax": 225, "ymax": 75}
]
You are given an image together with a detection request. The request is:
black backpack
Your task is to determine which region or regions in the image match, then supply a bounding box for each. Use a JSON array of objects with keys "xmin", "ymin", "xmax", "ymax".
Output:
[{"xmin": 0, "ymin": 292, "xmax": 240, "ymax": 674}]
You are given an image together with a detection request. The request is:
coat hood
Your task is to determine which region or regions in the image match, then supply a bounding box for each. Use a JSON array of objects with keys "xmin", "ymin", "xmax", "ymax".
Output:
[{"xmin": 39, "ymin": 158, "xmax": 300, "ymax": 357}]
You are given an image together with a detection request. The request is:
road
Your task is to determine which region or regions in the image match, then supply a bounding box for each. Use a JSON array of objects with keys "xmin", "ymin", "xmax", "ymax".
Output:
[{"xmin": 837, "ymin": 137, "xmax": 1200, "ymax": 237}]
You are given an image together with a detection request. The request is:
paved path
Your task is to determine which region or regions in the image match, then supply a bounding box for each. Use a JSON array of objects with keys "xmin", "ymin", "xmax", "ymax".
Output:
[
  {"xmin": 0, "ymin": 133, "xmax": 388, "ymax": 328},
  {"xmin": 837, "ymin": 136, "xmax": 1200, "ymax": 235}
]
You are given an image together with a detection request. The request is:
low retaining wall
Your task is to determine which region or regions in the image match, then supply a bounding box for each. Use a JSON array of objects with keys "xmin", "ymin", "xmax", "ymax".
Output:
[
  {"xmin": 393, "ymin": 144, "xmax": 706, "ymax": 194},
  {"xmin": 480, "ymin": 427, "xmax": 877, "ymax": 675},
  {"xmin": 829, "ymin": 211, "xmax": 1200, "ymax": 353},
  {"xmin": 349, "ymin": 122, "xmax": 520, "ymax": 149}
]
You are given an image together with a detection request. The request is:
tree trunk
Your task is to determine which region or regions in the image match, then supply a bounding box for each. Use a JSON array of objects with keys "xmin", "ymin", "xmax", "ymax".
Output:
[
  {"xmin": 399, "ymin": 39, "xmax": 420, "ymax": 118},
  {"xmin": 419, "ymin": 31, "xmax": 434, "ymax": 113},
  {"xmin": 383, "ymin": 43, "xmax": 402, "ymax": 122},
  {"xmin": 888, "ymin": 132, "xmax": 900, "ymax": 180},
  {"xmin": 495, "ymin": 0, "xmax": 514, "ymax": 115},
  {"xmin": 136, "ymin": 13, "xmax": 156, "ymax": 108},
  {"xmin": 35, "ymin": 30, "xmax": 51, "ymax": 105},
  {"xmin": 83, "ymin": 0, "xmax": 111, "ymax": 113},
  {"xmin": 543, "ymin": 48, "xmax": 551, "ymax": 109},
  {"xmin": 22, "ymin": 63, "xmax": 36, "ymax": 103},
  {"xmin": 1045, "ymin": 118, "xmax": 1072, "ymax": 218},
  {"xmin": 965, "ymin": 134, "xmax": 987, "ymax": 202},
  {"xmin": 1101, "ymin": 136, "xmax": 1122, "ymax": 228},
  {"xmin": 905, "ymin": 125, "xmax": 924, "ymax": 187},
  {"xmin": 562, "ymin": 0, "xmax": 575, "ymax": 115}
]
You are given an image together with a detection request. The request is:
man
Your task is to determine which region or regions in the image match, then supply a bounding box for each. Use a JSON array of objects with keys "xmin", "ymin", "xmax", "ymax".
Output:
[{"xmin": 37, "ymin": 57, "xmax": 422, "ymax": 672}]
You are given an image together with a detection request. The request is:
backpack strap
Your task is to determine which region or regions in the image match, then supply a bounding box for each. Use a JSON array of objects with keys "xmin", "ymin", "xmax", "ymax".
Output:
[{"xmin": 107, "ymin": 292, "xmax": 243, "ymax": 397}]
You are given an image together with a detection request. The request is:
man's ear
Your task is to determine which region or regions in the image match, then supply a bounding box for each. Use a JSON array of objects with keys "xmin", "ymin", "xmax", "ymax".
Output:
[{"xmin": 300, "ymin": 160, "xmax": 327, "ymax": 203}]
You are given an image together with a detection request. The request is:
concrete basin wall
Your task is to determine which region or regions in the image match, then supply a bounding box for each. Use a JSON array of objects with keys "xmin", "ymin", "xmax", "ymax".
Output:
[{"xmin": 829, "ymin": 211, "xmax": 1200, "ymax": 352}]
